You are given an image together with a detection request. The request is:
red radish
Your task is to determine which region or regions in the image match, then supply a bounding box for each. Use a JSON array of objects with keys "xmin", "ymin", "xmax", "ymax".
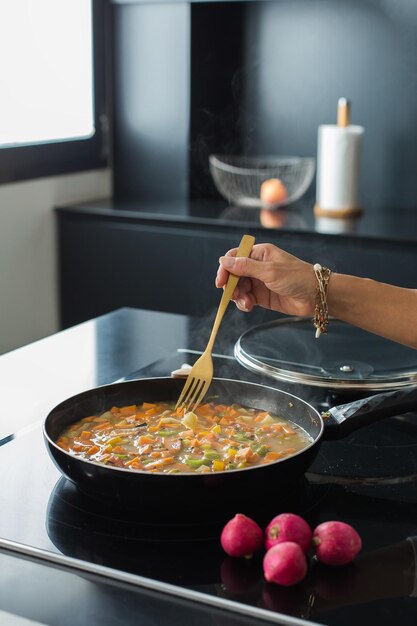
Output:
[
  {"xmin": 263, "ymin": 542, "xmax": 308, "ymax": 586},
  {"xmin": 221, "ymin": 514, "xmax": 263, "ymax": 558},
  {"xmin": 265, "ymin": 513, "xmax": 312, "ymax": 552},
  {"xmin": 312, "ymin": 521, "xmax": 362, "ymax": 565}
]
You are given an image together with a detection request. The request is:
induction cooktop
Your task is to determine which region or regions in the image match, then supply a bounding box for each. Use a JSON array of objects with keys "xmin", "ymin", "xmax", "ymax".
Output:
[{"xmin": 1, "ymin": 349, "xmax": 417, "ymax": 626}]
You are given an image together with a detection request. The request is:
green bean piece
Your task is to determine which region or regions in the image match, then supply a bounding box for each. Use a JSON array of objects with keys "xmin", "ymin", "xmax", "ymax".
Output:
[
  {"xmin": 184, "ymin": 458, "xmax": 211, "ymax": 468},
  {"xmin": 234, "ymin": 433, "xmax": 252, "ymax": 442},
  {"xmin": 203, "ymin": 450, "xmax": 220, "ymax": 460},
  {"xmin": 255, "ymin": 445, "xmax": 270, "ymax": 457}
]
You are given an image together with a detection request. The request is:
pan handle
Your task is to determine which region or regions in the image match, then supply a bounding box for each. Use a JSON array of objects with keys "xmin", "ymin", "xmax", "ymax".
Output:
[{"xmin": 323, "ymin": 386, "xmax": 417, "ymax": 439}]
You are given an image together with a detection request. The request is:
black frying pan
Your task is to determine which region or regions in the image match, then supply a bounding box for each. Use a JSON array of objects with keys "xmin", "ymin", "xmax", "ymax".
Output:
[{"xmin": 43, "ymin": 377, "xmax": 417, "ymax": 518}]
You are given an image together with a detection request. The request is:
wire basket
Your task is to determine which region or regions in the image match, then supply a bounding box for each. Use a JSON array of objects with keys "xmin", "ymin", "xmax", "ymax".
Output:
[{"xmin": 209, "ymin": 154, "xmax": 315, "ymax": 209}]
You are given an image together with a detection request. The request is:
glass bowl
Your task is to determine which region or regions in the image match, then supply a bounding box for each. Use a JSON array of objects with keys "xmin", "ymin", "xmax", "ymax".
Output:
[{"xmin": 209, "ymin": 154, "xmax": 315, "ymax": 209}]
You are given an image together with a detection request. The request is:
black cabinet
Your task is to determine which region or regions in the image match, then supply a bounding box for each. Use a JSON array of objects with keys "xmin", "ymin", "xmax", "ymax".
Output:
[{"xmin": 57, "ymin": 204, "xmax": 417, "ymax": 329}]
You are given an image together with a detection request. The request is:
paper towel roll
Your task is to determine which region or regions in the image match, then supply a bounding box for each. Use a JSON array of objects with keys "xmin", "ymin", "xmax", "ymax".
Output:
[{"xmin": 315, "ymin": 124, "xmax": 364, "ymax": 216}]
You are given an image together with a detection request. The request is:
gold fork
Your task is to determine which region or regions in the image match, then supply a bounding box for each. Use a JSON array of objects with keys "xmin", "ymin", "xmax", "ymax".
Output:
[{"xmin": 176, "ymin": 234, "xmax": 255, "ymax": 412}]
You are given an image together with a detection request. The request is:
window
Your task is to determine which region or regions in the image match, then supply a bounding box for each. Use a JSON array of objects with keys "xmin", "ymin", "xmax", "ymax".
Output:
[{"xmin": 0, "ymin": 0, "xmax": 107, "ymax": 183}]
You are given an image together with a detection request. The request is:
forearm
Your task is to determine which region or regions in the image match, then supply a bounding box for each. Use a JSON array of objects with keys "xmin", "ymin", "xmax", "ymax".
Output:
[{"xmin": 327, "ymin": 274, "xmax": 417, "ymax": 350}]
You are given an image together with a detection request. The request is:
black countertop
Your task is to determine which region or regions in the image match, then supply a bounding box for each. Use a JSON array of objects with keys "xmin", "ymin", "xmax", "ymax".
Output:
[
  {"xmin": 2, "ymin": 307, "xmax": 417, "ymax": 626},
  {"xmin": 0, "ymin": 306, "xmax": 286, "ymax": 626},
  {"xmin": 56, "ymin": 197, "xmax": 417, "ymax": 245}
]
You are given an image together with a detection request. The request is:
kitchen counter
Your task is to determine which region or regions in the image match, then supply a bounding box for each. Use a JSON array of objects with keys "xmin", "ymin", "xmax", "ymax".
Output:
[
  {"xmin": 55, "ymin": 198, "xmax": 417, "ymax": 328},
  {"xmin": 1, "ymin": 306, "xmax": 417, "ymax": 626},
  {"xmin": 0, "ymin": 306, "xmax": 282, "ymax": 626},
  {"xmin": 58, "ymin": 197, "xmax": 417, "ymax": 244}
]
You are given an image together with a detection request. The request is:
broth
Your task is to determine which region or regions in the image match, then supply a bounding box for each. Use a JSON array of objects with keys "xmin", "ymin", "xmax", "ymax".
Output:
[{"xmin": 56, "ymin": 401, "xmax": 311, "ymax": 473}]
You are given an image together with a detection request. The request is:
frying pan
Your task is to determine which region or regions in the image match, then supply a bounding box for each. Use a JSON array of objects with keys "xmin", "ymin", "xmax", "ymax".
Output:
[{"xmin": 43, "ymin": 377, "xmax": 417, "ymax": 519}]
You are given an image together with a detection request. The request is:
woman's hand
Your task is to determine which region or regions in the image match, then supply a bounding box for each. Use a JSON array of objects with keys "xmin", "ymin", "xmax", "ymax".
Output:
[{"xmin": 216, "ymin": 243, "xmax": 316, "ymax": 316}]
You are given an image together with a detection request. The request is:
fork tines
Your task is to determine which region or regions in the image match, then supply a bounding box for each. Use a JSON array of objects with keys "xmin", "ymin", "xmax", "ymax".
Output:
[{"xmin": 175, "ymin": 377, "xmax": 209, "ymax": 412}]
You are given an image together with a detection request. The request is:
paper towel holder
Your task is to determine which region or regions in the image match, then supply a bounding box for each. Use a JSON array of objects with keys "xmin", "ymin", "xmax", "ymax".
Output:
[{"xmin": 314, "ymin": 97, "xmax": 364, "ymax": 220}]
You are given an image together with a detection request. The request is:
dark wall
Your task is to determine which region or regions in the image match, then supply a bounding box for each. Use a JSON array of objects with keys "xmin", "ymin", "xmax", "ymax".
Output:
[
  {"xmin": 112, "ymin": 3, "xmax": 190, "ymax": 200},
  {"xmin": 112, "ymin": 0, "xmax": 417, "ymax": 211},
  {"xmin": 242, "ymin": 0, "xmax": 417, "ymax": 211}
]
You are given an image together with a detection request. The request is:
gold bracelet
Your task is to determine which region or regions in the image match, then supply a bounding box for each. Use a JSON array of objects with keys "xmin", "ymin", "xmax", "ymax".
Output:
[{"xmin": 313, "ymin": 263, "xmax": 332, "ymax": 338}]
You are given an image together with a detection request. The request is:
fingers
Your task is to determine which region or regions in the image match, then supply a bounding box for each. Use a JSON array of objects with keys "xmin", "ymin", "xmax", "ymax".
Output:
[
  {"xmin": 218, "ymin": 254, "xmax": 271, "ymax": 281},
  {"xmin": 236, "ymin": 292, "xmax": 256, "ymax": 313},
  {"xmin": 215, "ymin": 248, "xmax": 238, "ymax": 288}
]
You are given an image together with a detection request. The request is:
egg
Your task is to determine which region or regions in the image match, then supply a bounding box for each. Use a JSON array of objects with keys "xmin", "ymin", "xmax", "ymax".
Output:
[{"xmin": 260, "ymin": 178, "xmax": 288, "ymax": 207}]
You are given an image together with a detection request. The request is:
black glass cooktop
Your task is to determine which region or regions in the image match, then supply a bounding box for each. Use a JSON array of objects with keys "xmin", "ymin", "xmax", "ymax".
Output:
[{"xmin": 1, "ymin": 350, "xmax": 417, "ymax": 626}]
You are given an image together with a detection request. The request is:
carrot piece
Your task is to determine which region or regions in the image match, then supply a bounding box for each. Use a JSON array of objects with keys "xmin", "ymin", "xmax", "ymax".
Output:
[
  {"xmin": 196, "ymin": 404, "xmax": 212, "ymax": 416},
  {"xmin": 264, "ymin": 451, "xmax": 282, "ymax": 462},
  {"xmin": 197, "ymin": 431, "xmax": 214, "ymax": 440},
  {"xmin": 144, "ymin": 457, "xmax": 175, "ymax": 470},
  {"xmin": 138, "ymin": 435, "xmax": 155, "ymax": 445},
  {"xmin": 80, "ymin": 430, "xmax": 92, "ymax": 440},
  {"xmin": 129, "ymin": 461, "xmax": 144, "ymax": 470},
  {"xmin": 270, "ymin": 424, "xmax": 285, "ymax": 432},
  {"xmin": 142, "ymin": 402, "xmax": 156, "ymax": 409},
  {"xmin": 73, "ymin": 443, "xmax": 88, "ymax": 452},
  {"xmin": 112, "ymin": 446, "xmax": 126, "ymax": 454},
  {"xmin": 150, "ymin": 451, "xmax": 162, "ymax": 458},
  {"xmin": 87, "ymin": 445, "xmax": 100, "ymax": 455},
  {"xmin": 125, "ymin": 456, "xmax": 140, "ymax": 466},
  {"xmin": 145, "ymin": 407, "xmax": 159, "ymax": 416},
  {"xmin": 119, "ymin": 404, "xmax": 137, "ymax": 416},
  {"xmin": 141, "ymin": 444, "xmax": 153, "ymax": 454},
  {"xmin": 254, "ymin": 412, "xmax": 269, "ymax": 421},
  {"xmin": 82, "ymin": 416, "xmax": 96, "ymax": 423},
  {"xmin": 92, "ymin": 422, "xmax": 112, "ymax": 432}
]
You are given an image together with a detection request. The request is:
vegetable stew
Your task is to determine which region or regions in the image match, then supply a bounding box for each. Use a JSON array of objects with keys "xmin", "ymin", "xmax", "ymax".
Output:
[{"xmin": 56, "ymin": 401, "xmax": 311, "ymax": 473}]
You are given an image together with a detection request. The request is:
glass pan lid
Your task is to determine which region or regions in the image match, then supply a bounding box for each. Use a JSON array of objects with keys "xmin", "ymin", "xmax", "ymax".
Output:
[{"xmin": 235, "ymin": 317, "xmax": 417, "ymax": 391}]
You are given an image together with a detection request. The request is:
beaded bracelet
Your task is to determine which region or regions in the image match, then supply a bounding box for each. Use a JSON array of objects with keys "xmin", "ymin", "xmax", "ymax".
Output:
[{"xmin": 313, "ymin": 263, "xmax": 332, "ymax": 338}]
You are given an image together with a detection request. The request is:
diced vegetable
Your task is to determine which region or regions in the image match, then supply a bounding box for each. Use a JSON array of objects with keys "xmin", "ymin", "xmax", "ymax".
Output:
[
  {"xmin": 181, "ymin": 411, "xmax": 199, "ymax": 430},
  {"xmin": 57, "ymin": 399, "xmax": 310, "ymax": 474},
  {"xmin": 185, "ymin": 458, "xmax": 211, "ymax": 468}
]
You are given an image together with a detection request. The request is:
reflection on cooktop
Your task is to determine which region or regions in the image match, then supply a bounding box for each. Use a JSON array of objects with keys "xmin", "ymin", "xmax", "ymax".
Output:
[{"xmin": 46, "ymin": 474, "xmax": 330, "ymax": 586}]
